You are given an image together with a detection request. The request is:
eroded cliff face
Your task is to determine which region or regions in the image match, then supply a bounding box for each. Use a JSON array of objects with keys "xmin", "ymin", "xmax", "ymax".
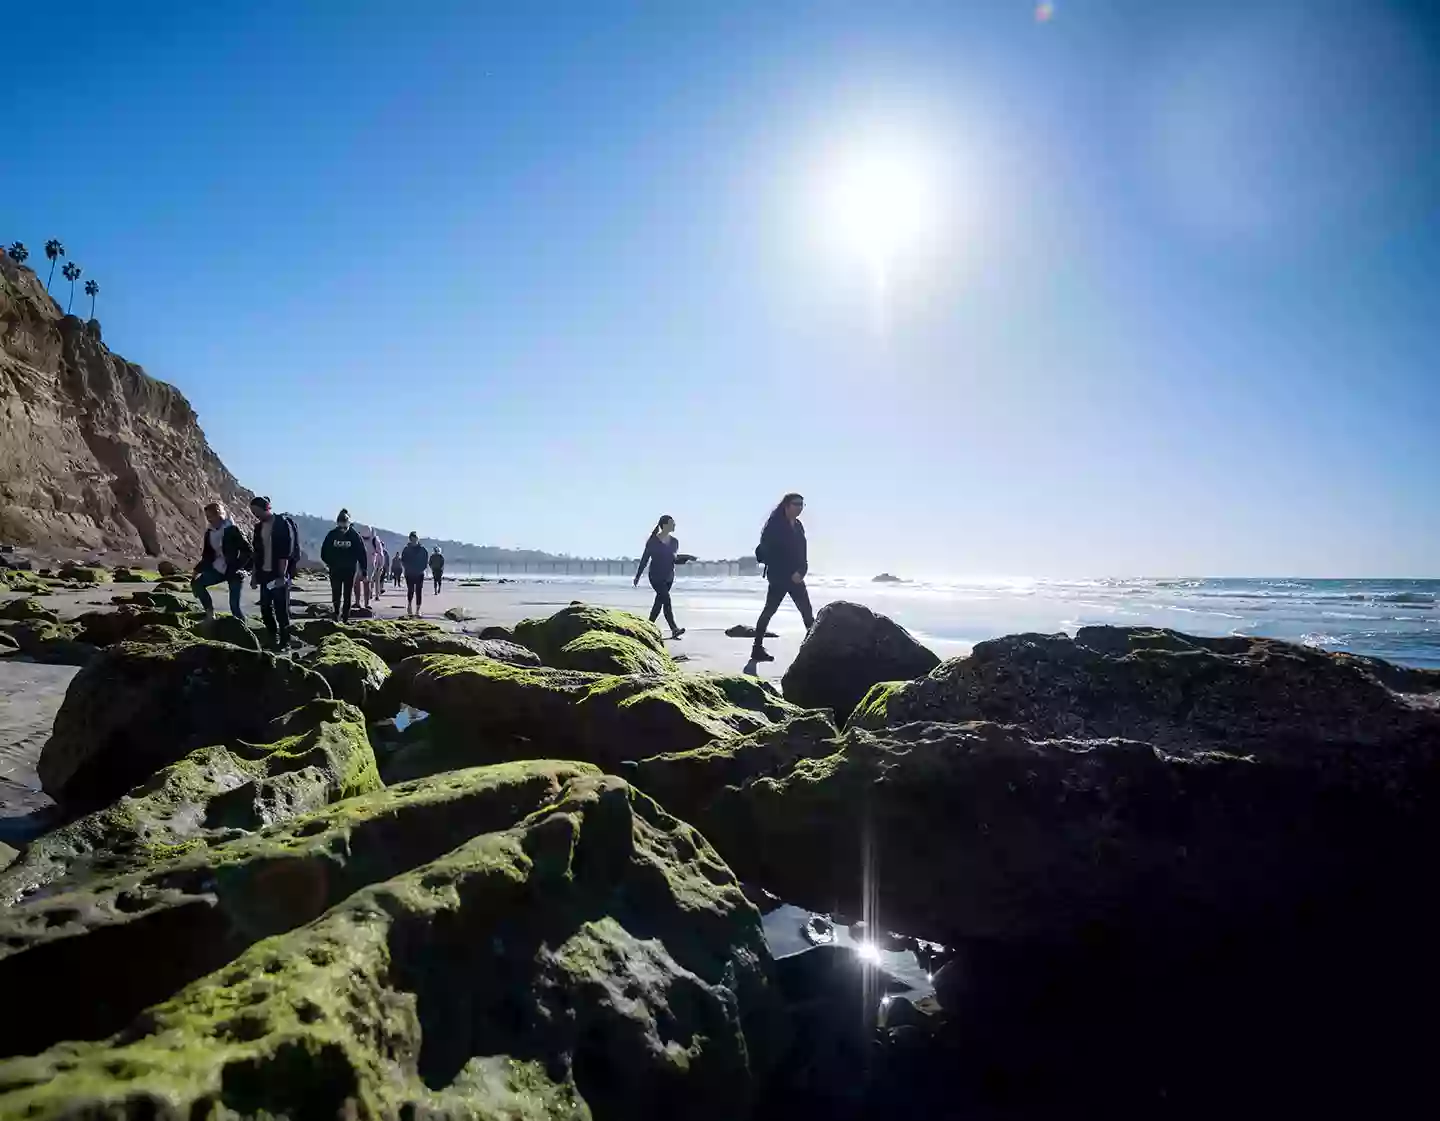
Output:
[{"xmin": 0, "ymin": 254, "xmax": 250, "ymax": 558}]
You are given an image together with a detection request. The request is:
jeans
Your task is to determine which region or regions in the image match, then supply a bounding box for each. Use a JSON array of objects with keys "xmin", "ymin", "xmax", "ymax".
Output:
[
  {"xmin": 433, "ymin": 572, "xmax": 443, "ymax": 593},
  {"xmin": 649, "ymin": 577, "xmax": 677, "ymax": 631},
  {"xmin": 192, "ymin": 568, "xmax": 245, "ymax": 617},
  {"xmin": 258, "ymin": 574, "xmax": 291, "ymax": 646},
  {"xmin": 330, "ymin": 569, "xmax": 355, "ymax": 621},
  {"xmin": 754, "ymin": 579, "xmax": 814, "ymax": 647},
  {"xmin": 406, "ymin": 573, "xmax": 425, "ymax": 611}
]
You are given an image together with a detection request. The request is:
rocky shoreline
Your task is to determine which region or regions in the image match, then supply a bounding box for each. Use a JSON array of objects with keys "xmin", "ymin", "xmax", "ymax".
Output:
[{"xmin": 1, "ymin": 582, "xmax": 1438, "ymax": 1118}]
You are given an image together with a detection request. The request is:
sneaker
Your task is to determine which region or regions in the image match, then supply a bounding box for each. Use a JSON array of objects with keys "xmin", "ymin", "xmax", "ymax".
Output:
[
  {"xmin": 671, "ymin": 628, "xmax": 686, "ymax": 639},
  {"xmin": 752, "ymin": 646, "xmax": 775, "ymax": 663}
]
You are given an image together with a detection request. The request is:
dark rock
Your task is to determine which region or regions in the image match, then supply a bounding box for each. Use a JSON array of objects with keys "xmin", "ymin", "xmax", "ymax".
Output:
[
  {"xmin": 156, "ymin": 560, "xmax": 180, "ymax": 577},
  {"xmin": 871, "ymin": 573, "xmax": 904, "ymax": 583},
  {"xmin": 442, "ymin": 605, "xmax": 474, "ymax": 622},
  {"xmin": 0, "ymin": 619, "xmax": 98, "ymax": 665},
  {"xmin": 0, "ymin": 597, "xmax": 59, "ymax": 625},
  {"xmin": 725, "ymin": 625, "xmax": 777, "ymax": 639},
  {"xmin": 849, "ymin": 626, "xmax": 1440, "ymax": 778},
  {"xmin": 0, "ymin": 770, "xmax": 773, "ymax": 1121},
  {"xmin": 38, "ymin": 630, "xmax": 331, "ymax": 812},
  {"xmin": 781, "ymin": 601, "xmax": 939, "ymax": 723},
  {"xmin": 478, "ymin": 624, "xmax": 515, "ymax": 641},
  {"xmin": 73, "ymin": 607, "xmax": 191, "ymax": 647},
  {"xmin": 191, "ymin": 613, "xmax": 260, "ymax": 650},
  {"xmin": 294, "ymin": 617, "xmax": 540, "ymax": 668}
]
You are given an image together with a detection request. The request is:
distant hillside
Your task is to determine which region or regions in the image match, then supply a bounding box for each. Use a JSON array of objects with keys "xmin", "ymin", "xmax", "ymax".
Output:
[{"xmin": 288, "ymin": 514, "xmax": 582, "ymax": 566}]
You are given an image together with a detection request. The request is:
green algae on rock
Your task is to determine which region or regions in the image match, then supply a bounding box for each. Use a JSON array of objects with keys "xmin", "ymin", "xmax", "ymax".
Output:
[
  {"xmin": 0, "ymin": 769, "xmax": 773, "ymax": 1121},
  {"xmin": 514, "ymin": 602, "xmax": 667, "ymax": 665},
  {"xmin": 0, "ymin": 596, "xmax": 59, "ymax": 624},
  {"xmin": 386, "ymin": 653, "xmax": 803, "ymax": 776},
  {"xmin": 844, "ymin": 679, "xmax": 907, "ymax": 730},
  {"xmin": 0, "ymin": 618, "xmax": 97, "ymax": 665},
  {"xmin": 300, "ymin": 633, "xmax": 390, "ymax": 709},
  {"xmin": 553, "ymin": 628, "xmax": 676, "ymax": 676},
  {"xmin": 0, "ymin": 699, "xmax": 381, "ymax": 904},
  {"xmin": 295, "ymin": 616, "xmax": 541, "ymax": 668},
  {"xmin": 39, "ymin": 630, "xmax": 331, "ymax": 812}
]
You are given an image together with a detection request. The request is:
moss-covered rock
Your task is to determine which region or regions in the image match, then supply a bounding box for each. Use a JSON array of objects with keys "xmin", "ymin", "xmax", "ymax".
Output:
[
  {"xmin": 156, "ymin": 560, "xmax": 181, "ymax": 577},
  {"xmin": 111, "ymin": 589, "xmax": 188, "ymax": 612},
  {"xmin": 0, "ymin": 699, "xmax": 381, "ymax": 904},
  {"xmin": 387, "ymin": 653, "xmax": 803, "ymax": 776},
  {"xmin": 0, "ymin": 570, "xmax": 51, "ymax": 594},
  {"xmin": 300, "ymin": 633, "xmax": 390, "ymax": 709},
  {"xmin": 57, "ymin": 564, "xmax": 111, "ymax": 583},
  {"xmin": 629, "ymin": 710, "xmax": 839, "ymax": 829},
  {"xmin": 780, "ymin": 600, "xmax": 939, "ymax": 723},
  {"xmin": 0, "ymin": 596, "xmax": 59, "ymax": 624},
  {"xmin": 295, "ymin": 616, "xmax": 541, "ymax": 668},
  {"xmin": 0, "ymin": 773, "xmax": 770, "ymax": 1121},
  {"xmin": 191, "ymin": 613, "xmax": 261, "ymax": 651},
  {"xmin": 844, "ymin": 679, "xmax": 907, "ymax": 730},
  {"xmin": 72, "ymin": 607, "xmax": 192, "ymax": 647},
  {"xmin": 0, "ymin": 619, "xmax": 97, "ymax": 665},
  {"xmin": 514, "ymin": 602, "xmax": 667, "ymax": 665},
  {"xmin": 39, "ymin": 631, "xmax": 331, "ymax": 812},
  {"xmin": 110, "ymin": 566, "xmax": 155, "ymax": 583},
  {"xmin": 554, "ymin": 628, "xmax": 676, "ymax": 675}
]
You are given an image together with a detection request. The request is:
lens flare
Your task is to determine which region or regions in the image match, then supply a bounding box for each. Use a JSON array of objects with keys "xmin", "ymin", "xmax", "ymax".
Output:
[{"xmin": 1036, "ymin": 2, "xmax": 1056, "ymax": 22}]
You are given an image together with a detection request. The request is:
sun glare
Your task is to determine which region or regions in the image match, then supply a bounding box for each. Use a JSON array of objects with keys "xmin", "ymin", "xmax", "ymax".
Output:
[{"xmin": 824, "ymin": 149, "xmax": 938, "ymax": 266}]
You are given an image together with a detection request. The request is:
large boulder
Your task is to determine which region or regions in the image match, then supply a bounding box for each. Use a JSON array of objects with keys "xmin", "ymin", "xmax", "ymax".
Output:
[
  {"xmin": 300, "ymin": 633, "xmax": 390, "ymax": 709},
  {"xmin": 850, "ymin": 626, "xmax": 1440, "ymax": 775},
  {"xmin": 57, "ymin": 564, "xmax": 110, "ymax": 583},
  {"xmin": 0, "ymin": 699, "xmax": 381, "ymax": 903},
  {"xmin": 39, "ymin": 630, "xmax": 331, "ymax": 812},
  {"xmin": 191, "ymin": 612, "xmax": 261, "ymax": 650},
  {"xmin": 385, "ymin": 654, "xmax": 801, "ymax": 776},
  {"xmin": 156, "ymin": 559, "xmax": 180, "ymax": 577},
  {"xmin": 294, "ymin": 616, "xmax": 540, "ymax": 667},
  {"xmin": 72, "ymin": 606, "xmax": 192, "ymax": 647},
  {"xmin": 0, "ymin": 619, "xmax": 97, "ymax": 665},
  {"xmin": 0, "ymin": 769, "xmax": 773, "ymax": 1121},
  {"xmin": 781, "ymin": 601, "xmax": 939, "ymax": 722},
  {"xmin": 514, "ymin": 602, "xmax": 667, "ymax": 665}
]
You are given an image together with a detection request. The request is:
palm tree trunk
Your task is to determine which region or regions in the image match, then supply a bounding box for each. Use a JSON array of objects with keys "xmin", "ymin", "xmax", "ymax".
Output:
[
  {"xmin": 46, "ymin": 260, "xmax": 56, "ymax": 291},
  {"xmin": 67, "ymin": 282, "xmax": 74, "ymax": 314},
  {"xmin": 89, "ymin": 293, "xmax": 96, "ymax": 319}
]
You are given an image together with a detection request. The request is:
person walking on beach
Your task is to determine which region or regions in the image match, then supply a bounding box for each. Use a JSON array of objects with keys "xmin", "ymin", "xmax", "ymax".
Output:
[
  {"xmin": 633, "ymin": 514, "xmax": 695, "ymax": 639},
  {"xmin": 390, "ymin": 549, "xmax": 404, "ymax": 590},
  {"xmin": 320, "ymin": 509, "xmax": 367, "ymax": 623},
  {"xmin": 429, "ymin": 547, "xmax": 445, "ymax": 594},
  {"xmin": 249, "ymin": 496, "xmax": 298, "ymax": 651},
  {"xmin": 401, "ymin": 532, "xmax": 430, "ymax": 616},
  {"xmin": 750, "ymin": 492, "xmax": 814, "ymax": 663},
  {"xmin": 191, "ymin": 501, "xmax": 251, "ymax": 620},
  {"xmin": 371, "ymin": 535, "xmax": 388, "ymax": 599},
  {"xmin": 350, "ymin": 524, "xmax": 376, "ymax": 613}
]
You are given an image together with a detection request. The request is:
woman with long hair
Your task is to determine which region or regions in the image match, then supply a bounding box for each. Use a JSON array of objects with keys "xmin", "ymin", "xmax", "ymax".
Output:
[
  {"xmin": 750, "ymin": 492, "xmax": 814, "ymax": 662},
  {"xmin": 633, "ymin": 514, "xmax": 695, "ymax": 639}
]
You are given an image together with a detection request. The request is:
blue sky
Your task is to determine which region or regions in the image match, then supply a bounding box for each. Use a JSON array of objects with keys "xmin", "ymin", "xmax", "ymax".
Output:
[{"xmin": 7, "ymin": 0, "xmax": 1438, "ymax": 576}]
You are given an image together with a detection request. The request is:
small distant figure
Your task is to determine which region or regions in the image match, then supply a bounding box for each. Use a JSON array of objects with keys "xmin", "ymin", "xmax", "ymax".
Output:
[
  {"xmin": 371, "ymin": 534, "xmax": 388, "ymax": 600},
  {"xmin": 320, "ymin": 508, "xmax": 367, "ymax": 623},
  {"xmin": 429, "ymin": 547, "xmax": 445, "ymax": 594},
  {"xmin": 191, "ymin": 501, "xmax": 252, "ymax": 620},
  {"xmin": 750, "ymin": 492, "xmax": 813, "ymax": 663},
  {"xmin": 401, "ymin": 532, "xmax": 430, "ymax": 616},
  {"xmin": 390, "ymin": 550, "xmax": 404, "ymax": 589},
  {"xmin": 633, "ymin": 514, "xmax": 694, "ymax": 640},
  {"xmin": 249, "ymin": 496, "xmax": 299, "ymax": 651}
]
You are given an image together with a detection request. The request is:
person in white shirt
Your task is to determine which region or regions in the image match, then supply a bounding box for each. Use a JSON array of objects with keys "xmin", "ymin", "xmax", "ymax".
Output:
[{"xmin": 191, "ymin": 502, "xmax": 251, "ymax": 618}]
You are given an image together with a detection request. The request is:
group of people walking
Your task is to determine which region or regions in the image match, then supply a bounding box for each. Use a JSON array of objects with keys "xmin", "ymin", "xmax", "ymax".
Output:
[
  {"xmin": 634, "ymin": 491, "xmax": 812, "ymax": 663},
  {"xmin": 192, "ymin": 491, "xmax": 814, "ymax": 662},
  {"xmin": 189, "ymin": 499, "xmax": 450, "ymax": 650}
]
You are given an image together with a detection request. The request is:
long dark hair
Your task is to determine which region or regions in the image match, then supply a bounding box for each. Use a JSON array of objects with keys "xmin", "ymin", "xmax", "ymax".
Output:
[
  {"xmin": 649, "ymin": 514, "xmax": 674, "ymax": 538},
  {"xmin": 764, "ymin": 493, "xmax": 804, "ymax": 531}
]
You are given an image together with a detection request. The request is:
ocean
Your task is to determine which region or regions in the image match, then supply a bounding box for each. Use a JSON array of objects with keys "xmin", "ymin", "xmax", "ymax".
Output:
[{"xmin": 495, "ymin": 574, "xmax": 1440, "ymax": 669}]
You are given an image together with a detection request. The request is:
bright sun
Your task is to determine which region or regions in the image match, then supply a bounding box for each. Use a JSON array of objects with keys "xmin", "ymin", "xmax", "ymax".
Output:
[{"xmin": 823, "ymin": 148, "xmax": 938, "ymax": 267}]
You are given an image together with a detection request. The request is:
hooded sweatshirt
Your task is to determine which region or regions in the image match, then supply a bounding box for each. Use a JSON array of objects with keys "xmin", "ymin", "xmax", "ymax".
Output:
[
  {"xmin": 321, "ymin": 525, "xmax": 368, "ymax": 575},
  {"xmin": 401, "ymin": 542, "xmax": 430, "ymax": 577}
]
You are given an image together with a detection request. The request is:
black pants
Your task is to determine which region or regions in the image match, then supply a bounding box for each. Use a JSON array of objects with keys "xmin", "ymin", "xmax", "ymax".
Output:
[
  {"xmin": 432, "ymin": 572, "xmax": 443, "ymax": 593},
  {"xmin": 406, "ymin": 573, "xmax": 425, "ymax": 610},
  {"xmin": 258, "ymin": 574, "xmax": 291, "ymax": 647},
  {"xmin": 755, "ymin": 579, "xmax": 814, "ymax": 646},
  {"xmin": 649, "ymin": 577, "xmax": 677, "ymax": 631},
  {"xmin": 330, "ymin": 569, "xmax": 355, "ymax": 621}
]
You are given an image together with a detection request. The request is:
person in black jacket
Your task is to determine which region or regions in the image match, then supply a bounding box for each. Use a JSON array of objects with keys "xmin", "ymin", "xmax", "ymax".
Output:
[
  {"xmin": 320, "ymin": 509, "xmax": 368, "ymax": 623},
  {"xmin": 191, "ymin": 501, "xmax": 251, "ymax": 619},
  {"xmin": 750, "ymin": 492, "xmax": 814, "ymax": 663},
  {"xmin": 633, "ymin": 514, "xmax": 696, "ymax": 639},
  {"xmin": 249, "ymin": 496, "xmax": 298, "ymax": 651},
  {"xmin": 400, "ymin": 532, "xmax": 431, "ymax": 616},
  {"xmin": 429, "ymin": 547, "xmax": 445, "ymax": 594}
]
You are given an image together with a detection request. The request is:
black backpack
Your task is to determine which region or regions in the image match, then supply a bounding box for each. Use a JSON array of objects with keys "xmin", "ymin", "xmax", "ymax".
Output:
[{"xmin": 283, "ymin": 515, "xmax": 301, "ymax": 567}]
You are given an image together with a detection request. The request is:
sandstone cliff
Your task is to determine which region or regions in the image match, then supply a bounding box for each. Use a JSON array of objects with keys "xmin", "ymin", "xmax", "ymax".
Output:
[{"xmin": 0, "ymin": 254, "xmax": 250, "ymax": 558}]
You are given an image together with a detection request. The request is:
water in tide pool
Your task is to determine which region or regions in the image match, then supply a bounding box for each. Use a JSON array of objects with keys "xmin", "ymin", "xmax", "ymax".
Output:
[{"xmin": 507, "ymin": 573, "xmax": 1440, "ymax": 668}]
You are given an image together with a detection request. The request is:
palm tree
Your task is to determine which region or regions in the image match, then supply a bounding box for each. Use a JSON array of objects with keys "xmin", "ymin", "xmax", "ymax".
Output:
[
  {"xmin": 44, "ymin": 240, "xmax": 65, "ymax": 292},
  {"xmin": 62, "ymin": 262, "xmax": 82, "ymax": 313},
  {"xmin": 84, "ymin": 278, "xmax": 100, "ymax": 319},
  {"xmin": 6, "ymin": 243, "xmax": 27, "ymax": 265}
]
